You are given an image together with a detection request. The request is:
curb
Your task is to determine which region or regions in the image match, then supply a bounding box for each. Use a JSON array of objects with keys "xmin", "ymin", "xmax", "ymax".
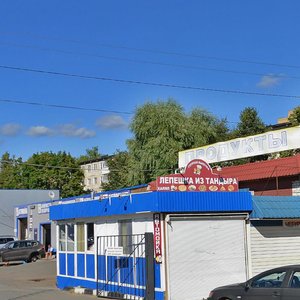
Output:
[
  {"xmin": 0, "ymin": 261, "xmax": 25, "ymax": 267},
  {"xmin": 63, "ymin": 286, "xmax": 95, "ymax": 296}
]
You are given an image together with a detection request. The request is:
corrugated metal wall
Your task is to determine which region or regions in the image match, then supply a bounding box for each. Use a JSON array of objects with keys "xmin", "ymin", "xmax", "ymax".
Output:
[
  {"xmin": 250, "ymin": 222, "xmax": 300, "ymax": 275},
  {"xmin": 51, "ymin": 191, "xmax": 252, "ymax": 221}
]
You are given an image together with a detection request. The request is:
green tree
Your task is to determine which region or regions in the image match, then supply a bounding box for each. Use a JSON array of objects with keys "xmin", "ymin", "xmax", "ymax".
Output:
[
  {"xmin": 102, "ymin": 151, "xmax": 130, "ymax": 191},
  {"xmin": 77, "ymin": 146, "xmax": 101, "ymax": 164},
  {"xmin": 127, "ymin": 100, "xmax": 187, "ymax": 184},
  {"xmin": 232, "ymin": 107, "xmax": 266, "ymax": 138},
  {"xmin": 186, "ymin": 108, "xmax": 229, "ymax": 147},
  {"xmin": 288, "ymin": 106, "xmax": 300, "ymax": 125},
  {"xmin": 21, "ymin": 151, "xmax": 85, "ymax": 198},
  {"xmin": 127, "ymin": 99, "xmax": 229, "ymax": 185},
  {"xmin": 0, "ymin": 152, "xmax": 24, "ymax": 188}
]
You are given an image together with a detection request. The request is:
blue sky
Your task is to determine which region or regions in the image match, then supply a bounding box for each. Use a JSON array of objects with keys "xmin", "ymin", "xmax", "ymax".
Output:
[{"xmin": 0, "ymin": 1, "xmax": 299, "ymax": 160}]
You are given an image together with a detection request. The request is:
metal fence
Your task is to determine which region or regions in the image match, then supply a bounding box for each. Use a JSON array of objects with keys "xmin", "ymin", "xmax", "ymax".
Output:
[{"xmin": 96, "ymin": 233, "xmax": 154, "ymax": 300}]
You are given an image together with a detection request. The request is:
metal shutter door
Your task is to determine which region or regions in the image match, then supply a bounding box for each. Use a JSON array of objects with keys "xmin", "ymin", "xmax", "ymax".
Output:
[
  {"xmin": 167, "ymin": 218, "xmax": 247, "ymax": 300},
  {"xmin": 250, "ymin": 225, "xmax": 300, "ymax": 276}
]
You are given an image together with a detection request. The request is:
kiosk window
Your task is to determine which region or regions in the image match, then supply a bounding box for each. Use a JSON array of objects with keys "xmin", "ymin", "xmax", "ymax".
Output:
[
  {"xmin": 67, "ymin": 223, "xmax": 74, "ymax": 251},
  {"xmin": 77, "ymin": 223, "xmax": 85, "ymax": 252},
  {"xmin": 59, "ymin": 224, "xmax": 66, "ymax": 251},
  {"xmin": 118, "ymin": 220, "xmax": 132, "ymax": 255},
  {"xmin": 87, "ymin": 223, "xmax": 94, "ymax": 251}
]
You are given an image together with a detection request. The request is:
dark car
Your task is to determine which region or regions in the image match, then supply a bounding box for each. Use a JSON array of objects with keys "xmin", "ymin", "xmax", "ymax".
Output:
[
  {"xmin": 0, "ymin": 240, "xmax": 45, "ymax": 263},
  {"xmin": 208, "ymin": 265, "xmax": 300, "ymax": 300}
]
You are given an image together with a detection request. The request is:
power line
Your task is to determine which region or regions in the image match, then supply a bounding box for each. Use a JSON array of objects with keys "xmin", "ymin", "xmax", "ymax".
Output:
[
  {"xmin": 0, "ymin": 64, "xmax": 300, "ymax": 100},
  {"xmin": 1, "ymin": 30, "xmax": 300, "ymax": 70},
  {"xmin": 0, "ymin": 41, "xmax": 299, "ymax": 80},
  {"xmin": 0, "ymin": 159, "xmax": 174, "ymax": 173},
  {"xmin": 0, "ymin": 98, "xmax": 133, "ymax": 115},
  {"xmin": 1, "ymin": 156, "xmax": 300, "ymax": 174},
  {"xmin": 0, "ymin": 96, "xmax": 240, "ymax": 124}
]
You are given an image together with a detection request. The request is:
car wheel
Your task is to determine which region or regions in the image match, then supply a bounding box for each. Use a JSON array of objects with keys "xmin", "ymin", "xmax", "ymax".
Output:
[{"xmin": 30, "ymin": 254, "xmax": 38, "ymax": 262}]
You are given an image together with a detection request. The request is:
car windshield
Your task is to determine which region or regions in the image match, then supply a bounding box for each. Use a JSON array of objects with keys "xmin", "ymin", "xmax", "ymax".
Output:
[{"xmin": 2, "ymin": 243, "xmax": 10, "ymax": 249}]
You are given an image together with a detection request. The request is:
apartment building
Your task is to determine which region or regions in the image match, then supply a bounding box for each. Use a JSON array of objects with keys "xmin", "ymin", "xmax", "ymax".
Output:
[{"xmin": 80, "ymin": 157, "xmax": 110, "ymax": 192}]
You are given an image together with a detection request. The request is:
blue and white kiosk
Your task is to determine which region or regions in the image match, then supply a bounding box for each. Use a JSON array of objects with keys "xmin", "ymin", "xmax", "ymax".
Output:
[{"xmin": 50, "ymin": 160, "xmax": 252, "ymax": 300}]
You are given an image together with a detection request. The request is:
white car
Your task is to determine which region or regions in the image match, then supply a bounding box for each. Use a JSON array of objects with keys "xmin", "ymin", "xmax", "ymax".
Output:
[{"xmin": 0, "ymin": 236, "xmax": 16, "ymax": 249}]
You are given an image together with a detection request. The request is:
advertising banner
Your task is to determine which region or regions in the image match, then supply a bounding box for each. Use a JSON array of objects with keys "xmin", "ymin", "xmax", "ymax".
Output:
[
  {"xmin": 179, "ymin": 125, "xmax": 300, "ymax": 168},
  {"xmin": 148, "ymin": 159, "xmax": 238, "ymax": 192},
  {"xmin": 153, "ymin": 213, "xmax": 162, "ymax": 263}
]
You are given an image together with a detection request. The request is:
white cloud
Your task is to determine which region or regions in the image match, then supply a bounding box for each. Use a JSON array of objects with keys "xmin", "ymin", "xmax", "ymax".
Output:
[
  {"xmin": 59, "ymin": 124, "xmax": 96, "ymax": 139},
  {"xmin": 257, "ymin": 74, "xmax": 282, "ymax": 88},
  {"xmin": 27, "ymin": 126, "xmax": 54, "ymax": 137},
  {"xmin": 96, "ymin": 115, "xmax": 128, "ymax": 129},
  {"xmin": 0, "ymin": 123, "xmax": 21, "ymax": 136}
]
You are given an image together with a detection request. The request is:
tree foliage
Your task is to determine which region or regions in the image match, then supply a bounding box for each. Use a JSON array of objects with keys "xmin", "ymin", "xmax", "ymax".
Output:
[
  {"xmin": 186, "ymin": 108, "xmax": 229, "ymax": 147},
  {"xmin": 0, "ymin": 152, "xmax": 24, "ymax": 188},
  {"xmin": 102, "ymin": 151, "xmax": 130, "ymax": 191},
  {"xmin": 77, "ymin": 146, "xmax": 101, "ymax": 164},
  {"xmin": 126, "ymin": 99, "xmax": 229, "ymax": 185},
  {"xmin": 288, "ymin": 106, "xmax": 300, "ymax": 125},
  {"xmin": 0, "ymin": 151, "xmax": 85, "ymax": 198},
  {"xmin": 232, "ymin": 107, "xmax": 266, "ymax": 138}
]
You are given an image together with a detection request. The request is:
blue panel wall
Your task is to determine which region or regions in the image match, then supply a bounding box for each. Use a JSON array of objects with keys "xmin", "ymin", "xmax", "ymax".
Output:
[
  {"xmin": 107, "ymin": 256, "xmax": 118, "ymax": 283},
  {"xmin": 86, "ymin": 254, "xmax": 95, "ymax": 279},
  {"xmin": 59, "ymin": 253, "xmax": 66, "ymax": 275},
  {"xmin": 136, "ymin": 257, "xmax": 146, "ymax": 286},
  {"xmin": 77, "ymin": 254, "xmax": 85, "ymax": 278},
  {"xmin": 50, "ymin": 191, "xmax": 252, "ymax": 221},
  {"xmin": 97, "ymin": 255, "xmax": 106, "ymax": 280},
  {"xmin": 155, "ymin": 263, "xmax": 161, "ymax": 288},
  {"xmin": 67, "ymin": 254, "xmax": 75, "ymax": 276},
  {"xmin": 57, "ymin": 276, "xmax": 165, "ymax": 300},
  {"xmin": 57, "ymin": 276, "xmax": 96, "ymax": 290},
  {"xmin": 119, "ymin": 257, "xmax": 134, "ymax": 285}
]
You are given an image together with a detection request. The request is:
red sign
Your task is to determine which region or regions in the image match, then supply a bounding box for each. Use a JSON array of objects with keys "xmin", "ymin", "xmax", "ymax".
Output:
[
  {"xmin": 148, "ymin": 159, "xmax": 238, "ymax": 192},
  {"xmin": 153, "ymin": 213, "xmax": 162, "ymax": 263}
]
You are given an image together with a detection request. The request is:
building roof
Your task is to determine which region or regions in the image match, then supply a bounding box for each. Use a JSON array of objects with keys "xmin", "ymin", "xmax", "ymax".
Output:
[
  {"xmin": 50, "ymin": 191, "xmax": 252, "ymax": 221},
  {"xmin": 251, "ymin": 196, "xmax": 300, "ymax": 219},
  {"xmin": 78, "ymin": 155, "xmax": 112, "ymax": 165},
  {"xmin": 216, "ymin": 155, "xmax": 300, "ymax": 181}
]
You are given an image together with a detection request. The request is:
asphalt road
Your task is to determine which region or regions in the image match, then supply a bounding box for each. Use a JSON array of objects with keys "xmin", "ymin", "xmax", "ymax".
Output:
[{"xmin": 0, "ymin": 259, "xmax": 95, "ymax": 300}]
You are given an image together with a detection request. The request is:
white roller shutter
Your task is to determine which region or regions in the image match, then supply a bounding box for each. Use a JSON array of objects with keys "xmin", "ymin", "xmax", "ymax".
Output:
[
  {"xmin": 167, "ymin": 217, "xmax": 247, "ymax": 300},
  {"xmin": 250, "ymin": 223, "xmax": 300, "ymax": 276}
]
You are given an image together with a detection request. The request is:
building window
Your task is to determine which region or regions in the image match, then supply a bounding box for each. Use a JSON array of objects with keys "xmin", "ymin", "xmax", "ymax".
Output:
[
  {"xmin": 59, "ymin": 224, "xmax": 66, "ymax": 251},
  {"xmin": 101, "ymin": 175, "xmax": 109, "ymax": 183},
  {"xmin": 87, "ymin": 223, "xmax": 94, "ymax": 251},
  {"xmin": 93, "ymin": 163, "xmax": 97, "ymax": 170},
  {"xmin": 77, "ymin": 223, "xmax": 85, "ymax": 252},
  {"xmin": 87, "ymin": 178, "xmax": 91, "ymax": 186},
  {"xmin": 87, "ymin": 165, "xmax": 91, "ymax": 172},
  {"xmin": 67, "ymin": 223, "xmax": 74, "ymax": 251},
  {"xmin": 94, "ymin": 177, "xmax": 98, "ymax": 185},
  {"xmin": 118, "ymin": 220, "xmax": 132, "ymax": 255}
]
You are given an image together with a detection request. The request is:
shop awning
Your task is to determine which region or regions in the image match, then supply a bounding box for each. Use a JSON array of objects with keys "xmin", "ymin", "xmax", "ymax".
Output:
[{"xmin": 251, "ymin": 196, "xmax": 300, "ymax": 219}]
